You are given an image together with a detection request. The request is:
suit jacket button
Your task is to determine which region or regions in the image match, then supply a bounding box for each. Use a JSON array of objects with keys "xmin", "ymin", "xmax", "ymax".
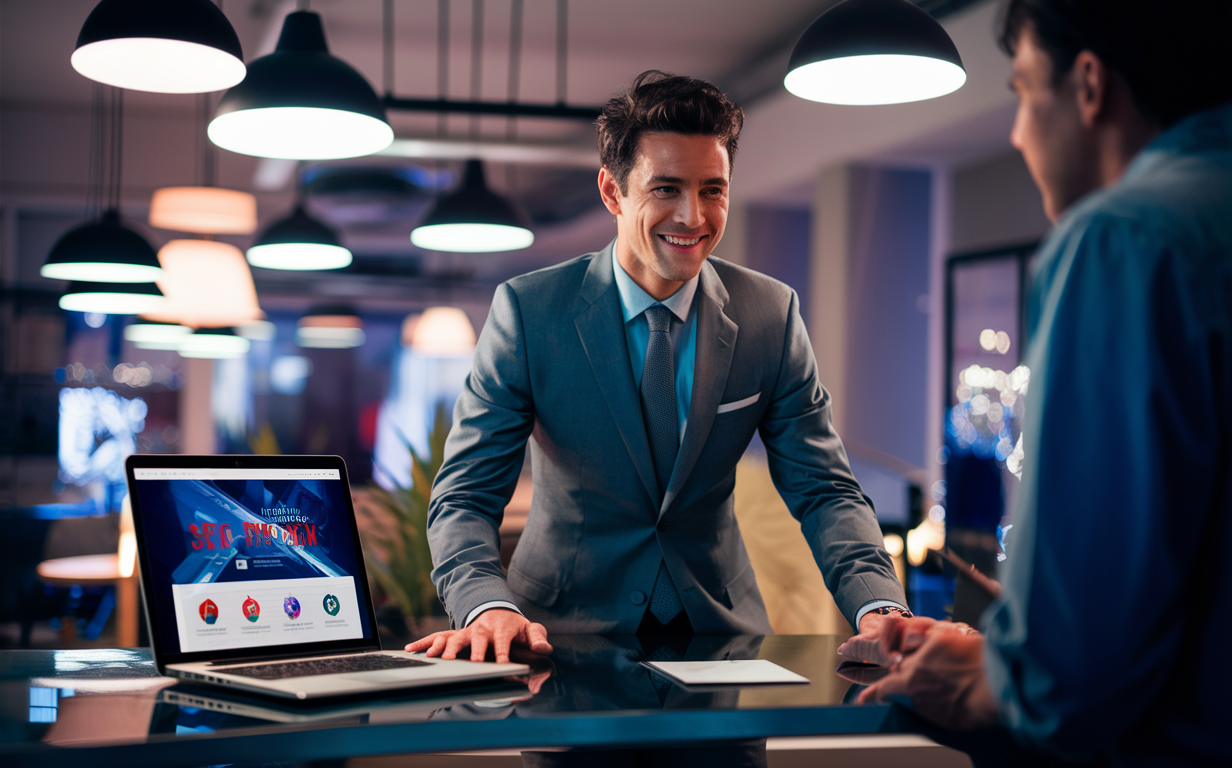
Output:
[
  {"xmin": 656, "ymin": 521, "xmax": 667, "ymax": 532},
  {"xmin": 630, "ymin": 591, "xmax": 646, "ymax": 605}
]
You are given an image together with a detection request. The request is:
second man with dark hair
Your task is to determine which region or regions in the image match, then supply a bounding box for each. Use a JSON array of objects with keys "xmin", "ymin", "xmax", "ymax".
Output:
[{"xmin": 408, "ymin": 70, "xmax": 907, "ymax": 666}]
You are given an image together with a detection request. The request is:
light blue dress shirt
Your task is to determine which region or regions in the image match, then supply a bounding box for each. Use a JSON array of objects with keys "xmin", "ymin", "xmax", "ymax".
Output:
[
  {"xmin": 982, "ymin": 105, "xmax": 1232, "ymax": 761},
  {"xmin": 611, "ymin": 248, "xmax": 698, "ymax": 443}
]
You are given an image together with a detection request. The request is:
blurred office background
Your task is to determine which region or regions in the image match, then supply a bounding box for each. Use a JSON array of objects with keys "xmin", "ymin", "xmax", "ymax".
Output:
[{"xmin": 0, "ymin": 0, "xmax": 1048, "ymax": 648}]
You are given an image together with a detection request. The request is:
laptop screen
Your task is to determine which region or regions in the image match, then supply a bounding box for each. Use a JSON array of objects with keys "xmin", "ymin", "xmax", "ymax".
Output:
[{"xmin": 130, "ymin": 466, "xmax": 374, "ymax": 657}]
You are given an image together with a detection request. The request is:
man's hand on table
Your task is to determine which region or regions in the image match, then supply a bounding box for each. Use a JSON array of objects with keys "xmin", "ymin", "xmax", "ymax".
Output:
[{"xmin": 405, "ymin": 608, "xmax": 553, "ymax": 663}]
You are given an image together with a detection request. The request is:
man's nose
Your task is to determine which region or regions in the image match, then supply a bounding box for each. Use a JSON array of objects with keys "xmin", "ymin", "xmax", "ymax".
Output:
[{"xmin": 675, "ymin": 193, "xmax": 705, "ymax": 228}]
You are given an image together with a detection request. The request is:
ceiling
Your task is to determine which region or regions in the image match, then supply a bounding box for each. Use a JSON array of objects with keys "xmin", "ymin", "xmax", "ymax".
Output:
[{"xmin": 0, "ymin": 0, "xmax": 1013, "ymax": 305}]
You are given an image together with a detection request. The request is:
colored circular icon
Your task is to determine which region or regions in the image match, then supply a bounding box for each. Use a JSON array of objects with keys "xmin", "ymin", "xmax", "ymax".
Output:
[
  {"xmin": 199, "ymin": 599, "xmax": 218, "ymax": 625},
  {"xmin": 242, "ymin": 595, "xmax": 260, "ymax": 622},
  {"xmin": 283, "ymin": 596, "xmax": 301, "ymax": 619},
  {"xmin": 322, "ymin": 593, "xmax": 340, "ymax": 616}
]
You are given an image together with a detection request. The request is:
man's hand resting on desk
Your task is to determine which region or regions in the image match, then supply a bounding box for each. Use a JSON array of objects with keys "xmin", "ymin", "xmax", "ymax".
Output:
[
  {"xmin": 849, "ymin": 614, "xmax": 998, "ymax": 730},
  {"xmin": 406, "ymin": 608, "xmax": 553, "ymax": 663}
]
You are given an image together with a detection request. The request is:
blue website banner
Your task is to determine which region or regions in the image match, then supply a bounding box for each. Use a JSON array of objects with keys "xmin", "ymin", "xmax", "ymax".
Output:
[{"xmin": 134, "ymin": 475, "xmax": 371, "ymax": 655}]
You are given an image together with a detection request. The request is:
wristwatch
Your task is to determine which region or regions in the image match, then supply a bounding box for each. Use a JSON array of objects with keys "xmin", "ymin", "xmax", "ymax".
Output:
[{"xmin": 875, "ymin": 606, "xmax": 914, "ymax": 618}]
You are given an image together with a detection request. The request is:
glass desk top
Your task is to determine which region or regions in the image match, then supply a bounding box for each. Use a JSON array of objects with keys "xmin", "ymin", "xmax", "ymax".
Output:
[{"xmin": 1, "ymin": 635, "xmax": 902, "ymax": 768}]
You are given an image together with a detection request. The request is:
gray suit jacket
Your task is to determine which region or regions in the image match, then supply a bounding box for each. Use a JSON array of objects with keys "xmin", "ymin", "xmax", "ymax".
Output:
[{"xmin": 427, "ymin": 240, "xmax": 904, "ymax": 634}]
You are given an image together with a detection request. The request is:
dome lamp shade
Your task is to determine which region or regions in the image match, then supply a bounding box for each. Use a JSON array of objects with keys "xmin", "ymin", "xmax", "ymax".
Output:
[
  {"xmin": 148, "ymin": 186, "xmax": 257, "ymax": 234},
  {"xmin": 784, "ymin": 0, "xmax": 966, "ymax": 106},
  {"xmin": 208, "ymin": 11, "xmax": 394, "ymax": 160},
  {"xmin": 246, "ymin": 205, "xmax": 352, "ymax": 270},
  {"xmin": 178, "ymin": 326, "xmax": 251, "ymax": 359},
  {"xmin": 124, "ymin": 319, "xmax": 191, "ymax": 349},
  {"xmin": 60, "ymin": 280, "xmax": 165, "ymax": 315},
  {"xmin": 42, "ymin": 210, "xmax": 163, "ymax": 283},
  {"xmin": 296, "ymin": 305, "xmax": 365, "ymax": 349},
  {"xmin": 410, "ymin": 160, "xmax": 534, "ymax": 253},
  {"xmin": 71, "ymin": 0, "xmax": 245, "ymax": 94}
]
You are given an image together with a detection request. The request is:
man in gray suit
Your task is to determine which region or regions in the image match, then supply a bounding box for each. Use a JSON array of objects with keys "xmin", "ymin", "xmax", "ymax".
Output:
[{"xmin": 409, "ymin": 71, "xmax": 907, "ymax": 665}]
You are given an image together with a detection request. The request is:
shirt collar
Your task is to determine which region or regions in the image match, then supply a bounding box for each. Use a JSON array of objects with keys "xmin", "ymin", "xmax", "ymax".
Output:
[
  {"xmin": 611, "ymin": 238, "xmax": 699, "ymax": 324},
  {"xmin": 1123, "ymin": 103, "xmax": 1232, "ymax": 184}
]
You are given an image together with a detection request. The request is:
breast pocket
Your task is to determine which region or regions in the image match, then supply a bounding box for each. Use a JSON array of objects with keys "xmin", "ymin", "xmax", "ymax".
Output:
[{"xmin": 715, "ymin": 392, "xmax": 760, "ymax": 415}]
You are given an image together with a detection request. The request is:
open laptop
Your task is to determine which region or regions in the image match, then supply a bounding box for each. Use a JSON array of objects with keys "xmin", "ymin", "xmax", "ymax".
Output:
[{"xmin": 125, "ymin": 454, "xmax": 528, "ymax": 700}]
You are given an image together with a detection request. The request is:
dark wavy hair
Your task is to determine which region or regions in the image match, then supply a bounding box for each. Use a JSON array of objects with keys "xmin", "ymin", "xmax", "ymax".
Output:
[
  {"xmin": 596, "ymin": 70, "xmax": 744, "ymax": 194},
  {"xmin": 997, "ymin": 0, "xmax": 1232, "ymax": 128}
]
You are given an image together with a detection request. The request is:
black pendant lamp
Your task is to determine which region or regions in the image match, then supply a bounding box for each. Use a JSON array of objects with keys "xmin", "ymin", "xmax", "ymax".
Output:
[
  {"xmin": 246, "ymin": 205, "xmax": 352, "ymax": 271},
  {"xmin": 42, "ymin": 209, "xmax": 162, "ymax": 283},
  {"xmin": 785, "ymin": 0, "xmax": 966, "ymax": 106},
  {"xmin": 72, "ymin": 0, "xmax": 245, "ymax": 94},
  {"xmin": 60, "ymin": 280, "xmax": 165, "ymax": 315},
  {"xmin": 208, "ymin": 11, "xmax": 393, "ymax": 160},
  {"xmin": 411, "ymin": 160, "xmax": 534, "ymax": 253}
]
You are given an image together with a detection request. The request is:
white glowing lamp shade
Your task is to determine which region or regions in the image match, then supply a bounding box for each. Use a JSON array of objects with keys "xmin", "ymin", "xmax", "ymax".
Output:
[
  {"xmin": 149, "ymin": 187, "xmax": 257, "ymax": 234},
  {"xmin": 784, "ymin": 54, "xmax": 966, "ymax": 105},
  {"xmin": 207, "ymin": 12, "xmax": 393, "ymax": 160},
  {"xmin": 209, "ymin": 108, "xmax": 394, "ymax": 161},
  {"xmin": 411, "ymin": 223, "xmax": 534, "ymax": 253},
  {"xmin": 411, "ymin": 307, "xmax": 476, "ymax": 356},
  {"xmin": 71, "ymin": 0, "xmax": 246, "ymax": 94},
  {"xmin": 145, "ymin": 239, "xmax": 264, "ymax": 328},
  {"xmin": 60, "ymin": 281, "xmax": 165, "ymax": 315},
  {"xmin": 247, "ymin": 206, "xmax": 352, "ymax": 270},
  {"xmin": 785, "ymin": 0, "xmax": 966, "ymax": 106},
  {"xmin": 124, "ymin": 320, "xmax": 191, "ymax": 349},
  {"xmin": 179, "ymin": 327, "xmax": 251, "ymax": 358},
  {"xmin": 296, "ymin": 312, "xmax": 364, "ymax": 348},
  {"xmin": 72, "ymin": 38, "xmax": 245, "ymax": 94}
]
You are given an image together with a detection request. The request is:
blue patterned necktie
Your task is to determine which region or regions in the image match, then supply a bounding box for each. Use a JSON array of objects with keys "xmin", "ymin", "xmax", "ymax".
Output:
[{"xmin": 641, "ymin": 305, "xmax": 683, "ymax": 625}]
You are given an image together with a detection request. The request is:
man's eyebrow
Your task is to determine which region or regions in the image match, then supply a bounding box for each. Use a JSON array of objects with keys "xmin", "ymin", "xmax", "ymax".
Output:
[{"xmin": 646, "ymin": 175, "xmax": 729, "ymax": 186}]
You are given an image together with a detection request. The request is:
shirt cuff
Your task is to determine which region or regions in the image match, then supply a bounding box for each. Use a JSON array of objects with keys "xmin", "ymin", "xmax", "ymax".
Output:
[
  {"xmin": 464, "ymin": 600, "xmax": 523, "ymax": 628},
  {"xmin": 854, "ymin": 599, "xmax": 910, "ymax": 631}
]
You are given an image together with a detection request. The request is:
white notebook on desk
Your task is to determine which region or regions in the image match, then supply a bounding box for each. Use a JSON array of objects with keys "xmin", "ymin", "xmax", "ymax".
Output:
[{"xmin": 642, "ymin": 660, "xmax": 809, "ymax": 686}]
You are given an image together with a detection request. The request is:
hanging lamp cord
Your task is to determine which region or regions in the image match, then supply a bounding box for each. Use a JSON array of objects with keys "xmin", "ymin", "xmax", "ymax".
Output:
[
  {"xmin": 383, "ymin": 0, "xmax": 394, "ymax": 97},
  {"xmin": 437, "ymin": 0, "xmax": 450, "ymax": 138},
  {"xmin": 556, "ymin": 0, "xmax": 567, "ymax": 106},
  {"xmin": 469, "ymin": 0, "xmax": 484, "ymax": 141}
]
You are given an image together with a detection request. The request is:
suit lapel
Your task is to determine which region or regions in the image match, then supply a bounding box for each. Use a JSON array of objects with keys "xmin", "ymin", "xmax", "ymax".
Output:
[
  {"xmin": 661, "ymin": 261, "xmax": 737, "ymax": 516},
  {"xmin": 574, "ymin": 244, "xmax": 660, "ymax": 507}
]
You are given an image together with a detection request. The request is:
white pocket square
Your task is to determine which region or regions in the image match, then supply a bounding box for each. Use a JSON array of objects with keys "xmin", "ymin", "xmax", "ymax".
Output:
[{"xmin": 716, "ymin": 392, "xmax": 760, "ymax": 414}]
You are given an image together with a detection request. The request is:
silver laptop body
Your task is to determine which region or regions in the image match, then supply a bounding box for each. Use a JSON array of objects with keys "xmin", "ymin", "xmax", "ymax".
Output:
[{"xmin": 125, "ymin": 454, "xmax": 527, "ymax": 700}]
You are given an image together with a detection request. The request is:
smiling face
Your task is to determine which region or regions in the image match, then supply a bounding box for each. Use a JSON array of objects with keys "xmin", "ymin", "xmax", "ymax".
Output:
[
  {"xmin": 1008, "ymin": 25, "xmax": 1102, "ymax": 222},
  {"xmin": 599, "ymin": 132, "xmax": 730, "ymax": 300}
]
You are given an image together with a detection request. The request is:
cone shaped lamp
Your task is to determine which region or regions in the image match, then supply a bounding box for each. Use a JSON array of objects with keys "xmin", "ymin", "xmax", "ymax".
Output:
[
  {"xmin": 208, "ymin": 11, "xmax": 393, "ymax": 160},
  {"xmin": 145, "ymin": 239, "xmax": 263, "ymax": 327},
  {"xmin": 785, "ymin": 0, "xmax": 966, "ymax": 106},
  {"xmin": 411, "ymin": 160, "xmax": 534, "ymax": 253},
  {"xmin": 71, "ymin": 0, "xmax": 245, "ymax": 94}
]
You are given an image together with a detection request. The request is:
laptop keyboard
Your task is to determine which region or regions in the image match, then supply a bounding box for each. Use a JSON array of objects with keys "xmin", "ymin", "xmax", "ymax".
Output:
[{"xmin": 219, "ymin": 654, "xmax": 432, "ymax": 680}]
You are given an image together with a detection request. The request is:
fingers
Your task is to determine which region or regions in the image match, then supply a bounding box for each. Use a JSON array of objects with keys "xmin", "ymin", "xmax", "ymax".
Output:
[
  {"xmin": 857, "ymin": 665, "xmax": 911, "ymax": 705},
  {"xmin": 407, "ymin": 631, "xmax": 450, "ymax": 656},
  {"xmin": 470, "ymin": 628, "xmax": 490, "ymax": 662},
  {"xmin": 492, "ymin": 623, "xmax": 517, "ymax": 664},
  {"xmin": 442, "ymin": 629, "xmax": 472, "ymax": 660},
  {"xmin": 525, "ymin": 622, "xmax": 553, "ymax": 655}
]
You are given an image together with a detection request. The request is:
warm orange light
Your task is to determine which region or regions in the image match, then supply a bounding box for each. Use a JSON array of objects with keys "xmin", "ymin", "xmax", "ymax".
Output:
[
  {"xmin": 146, "ymin": 239, "xmax": 264, "ymax": 328},
  {"xmin": 411, "ymin": 307, "xmax": 476, "ymax": 356},
  {"xmin": 149, "ymin": 187, "xmax": 258, "ymax": 235}
]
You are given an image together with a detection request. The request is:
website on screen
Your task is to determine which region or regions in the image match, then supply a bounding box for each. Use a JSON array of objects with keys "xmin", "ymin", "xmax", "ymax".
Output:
[{"xmin": 131, "ymin": 468, "xmax": 370, "ymax": 655}]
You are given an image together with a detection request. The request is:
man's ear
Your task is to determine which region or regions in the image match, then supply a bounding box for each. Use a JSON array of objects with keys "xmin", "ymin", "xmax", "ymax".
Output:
[
  {"xmin": 598, "ymin": 166, "xmax": 622, "ymax": 216},
  {"xmin": 1072, "ymin": 49, "xmax": 1109, "ymax": 128}
]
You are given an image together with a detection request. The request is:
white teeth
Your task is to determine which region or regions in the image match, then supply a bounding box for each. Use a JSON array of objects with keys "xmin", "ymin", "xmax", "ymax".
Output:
[{"xmin": 663, "ymin": 235, "xmax": 702, "ymax": 246}]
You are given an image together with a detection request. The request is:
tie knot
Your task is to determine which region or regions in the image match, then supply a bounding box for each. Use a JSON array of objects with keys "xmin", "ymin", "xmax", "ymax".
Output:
[{"xmin": 645, "ymin": 304, "xmax": 672, "ymax": 334}]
